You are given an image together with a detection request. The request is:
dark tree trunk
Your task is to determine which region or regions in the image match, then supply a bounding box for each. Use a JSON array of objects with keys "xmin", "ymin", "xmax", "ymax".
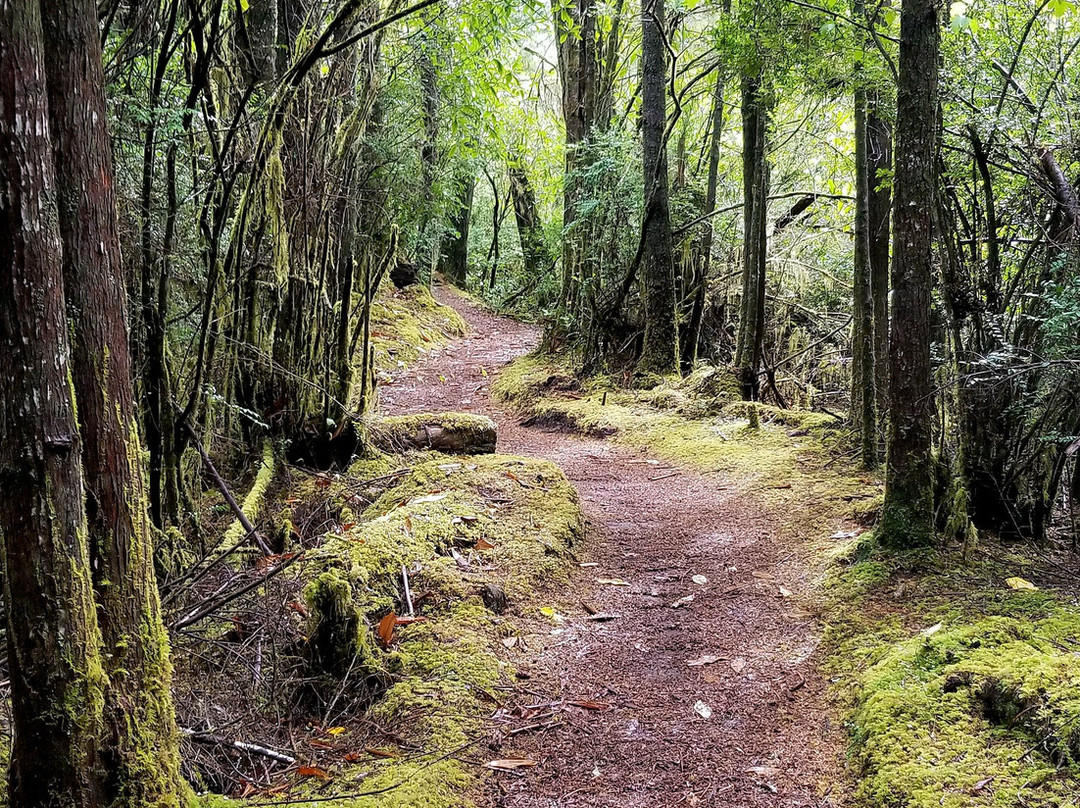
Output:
[
  {"xmin": 852, "ymin": 42, "xmax": 877, "ymax": 468},
  {"xmin": 880, "ymin": 0, "xmax": 940, "ymax": 548},
  {"xmin": 638, "ymin": 0, "xmax": 679, "ymax": 375},
  {"xmin": 736, "ymin": 75, "xmax": 769, "ymax": 399},
  {"xmin": 868, "ymin": 100, "xmax": 892, "ymax": 444},
  {"xmin": 39, "ymin": 1, "xmax": 187, "ymax": 804},
  {"xmin": 440, "ymin": 174, "xmax": 475, "ymax": 287},
  {"xmin": 682, "ymin": 68, "xmax": 725, "ymax": 371},
  {"xmin": 0, "ymin": 3, "xmax": 106, "ymax": 805},
  {"xmin": 509, "ymin": 157, "xmax": 548, "ymax": 279}
]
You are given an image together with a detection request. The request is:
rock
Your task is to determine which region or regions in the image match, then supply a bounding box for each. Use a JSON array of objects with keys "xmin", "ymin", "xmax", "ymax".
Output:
[
  {"xmin": 390, "ymin": 259, "xmax": 420, "ymax": 289},
  {"xmin": 480, "ymin": 583, "xmax": 508, "ymax": 614}
]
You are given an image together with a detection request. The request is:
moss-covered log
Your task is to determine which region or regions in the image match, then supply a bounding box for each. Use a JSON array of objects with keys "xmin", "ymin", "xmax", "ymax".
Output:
[{"xmin": 369, "ymin": 413, "xmax": 497, "ymax": 455}]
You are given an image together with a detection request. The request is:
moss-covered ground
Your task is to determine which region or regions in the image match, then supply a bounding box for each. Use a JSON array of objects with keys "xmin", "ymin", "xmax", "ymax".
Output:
[
  {"xmin": 493, "ymin": 352, "xmax": 1080, "ymax": 808},
  {"xmin": 198, "ymin": 451, "xmax": 584, "ymax": 808},
  {"xmin": 369, "ymin": 284, "xmax": 467, "ymax": 381}
]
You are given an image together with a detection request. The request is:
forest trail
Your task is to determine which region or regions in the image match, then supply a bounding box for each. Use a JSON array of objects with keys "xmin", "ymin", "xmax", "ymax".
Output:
[{"xmin": 379, "ymin": 284, "xmax": 844, "ymax": 808}]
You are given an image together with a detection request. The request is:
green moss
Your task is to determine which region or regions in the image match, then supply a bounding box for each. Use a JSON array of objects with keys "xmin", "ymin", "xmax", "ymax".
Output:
[
  {"xmin": 218, "ymin": 439, "xmax": 276, "ymax": 553},
  {"xmin": 366, "ymin": 286, "xmax": 467, "ymax": 389}
]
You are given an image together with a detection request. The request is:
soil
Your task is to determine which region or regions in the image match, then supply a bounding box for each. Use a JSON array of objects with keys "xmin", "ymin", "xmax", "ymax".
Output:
[{"xmin": 378, "ymin": 283, "xmax": 846, "ymax": 808}]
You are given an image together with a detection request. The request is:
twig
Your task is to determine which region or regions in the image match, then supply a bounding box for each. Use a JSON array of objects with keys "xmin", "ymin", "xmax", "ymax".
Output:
[
  {"xmin": 402, "ymin": 564, "xmax": 414, "ymax": 616},
  {"xmin": 171, "ymin": 553, "xmax": 304, "ymax": 630},
  {"xmin": 182, "ymin": 729, "xmax": 296, "ymax": 766}
]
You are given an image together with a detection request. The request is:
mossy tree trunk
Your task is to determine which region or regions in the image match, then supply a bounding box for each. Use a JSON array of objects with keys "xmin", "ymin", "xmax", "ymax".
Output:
[
  {"xmin": 509, "ymin": 156, "xmax": 548, "ymax": 278},
  {"xmin": 0, "ymin": 3, "xmax": 107, "ymax": 804},
  {"xmin": 39, "ymin": 0, "xmax": 187, "ymax": 803},
  {"xmin": 880, "ymin": 0, "xmax": 940, "ymax": 549},
  {"xmin": 637, "ymin": 0, "xmax": 679, "ymax": 376},
  {"xmin": 440, "ymin": 173, "xmax": 475, "ymax": 287}
]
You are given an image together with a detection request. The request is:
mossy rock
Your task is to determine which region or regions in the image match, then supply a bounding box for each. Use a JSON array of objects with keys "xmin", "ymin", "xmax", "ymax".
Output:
[{"xmin": 679, "ymin": 364, "xmax": 741, "ymax": 408}]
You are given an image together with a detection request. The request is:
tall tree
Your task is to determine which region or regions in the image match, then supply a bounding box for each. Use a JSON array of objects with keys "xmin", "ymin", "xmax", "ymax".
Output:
[
  {"xmin": 638, "ymin": 0, "xmax": 679, "ymax": 374},
  {"xmin": 868, "ymin": 100, "xmax": 892, "ymax": 443},
  {"xmin": 0, "ymin": 2, "xmax": 107, "ymax": 804},
  {"xmin": 39, "ymin": 0, "xmax": 187, "ymax": 803},
  {"xmin": 880, "ymin": 0, "xmax": 940, "ymax": 547}
]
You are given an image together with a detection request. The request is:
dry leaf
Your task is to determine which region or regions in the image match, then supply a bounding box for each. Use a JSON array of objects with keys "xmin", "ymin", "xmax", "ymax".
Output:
[
  {"xmin": 596, "ymin": 578, "xmax": 631, "ymax": 586},
  {"xmin": 751, "ymin": 571, "xmax": 775, "ymax": 581},
  {"xmin": 691, "ymin": 574, "xmax": 709, "ymax": 585},
  {"xmin": 502, "ymin": 636, "xmax": 518, "ymax": 649},
  {"xmin": 475, "ymin": 537, "xmax": 495, "ymax": 550},
  {"xmin": 579, "ymin": 562, "xmax": 600, "ymax": 568},
  {"xmin": 1006, "ymin": 577, "xmax": 1036, "ymax": 591},
  {"xmin": 778, "ymin": 586, "xmax": 793, "ymax": 598},
  {"xmin": 731, "ymin": 657, "xmax": 748, "ymax": 673},
  {"xmin": 409, "ymin": 493, "xmax": 448, "ymax": 505},
  {"xmin": 670, "ymin": 594, "xmax": 695, "ymax": 608},
  {"xmin": 326, "ymin": 727, "xmax": 346, "ymax": 736},
  {"xmin": 365, "ymin": 747, "xmax": 399, "ymax": 759},
  {"xmin": 377, "ymin": 612, "xmax": 397, "ymax": 646},
  {"xmin": 686, "ymin": 654, "xmax": 723, "ymax": 667},
  {"xmin": 485, "ymin": 758, "xmax": 537, "ymax": 771},
  {"xmin": 921, "ymin": 622, "xmax": 943, "ymax": 638},
  {"xmin": 297, "ymin": 765, "xmax": 330, "ymax": 779},
  {"xmin": 693, "ymin": 700, "xmax": 712, "ymax": 719}
]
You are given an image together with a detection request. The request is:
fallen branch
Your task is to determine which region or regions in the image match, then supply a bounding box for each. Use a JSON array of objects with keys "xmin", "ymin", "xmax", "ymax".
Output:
[{"xmin": 182, "ymin": 728, "xmax": 297, "ymax": 766}]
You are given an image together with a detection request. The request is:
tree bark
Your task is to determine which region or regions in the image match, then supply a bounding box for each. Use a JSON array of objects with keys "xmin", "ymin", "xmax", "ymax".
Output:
[
  {"xmin": 38, "ymin": 1, "xmax": 187, "ymax": 804},
  {"xmin": 0, "ymin": 3, "xmax": 107, "ymax": 804},
  {"xmin": 880, "ymin": 0, "xmax": 940, "ymax": 548},
  {"xmin": 509, "ymin": 156, "xmax": 548, "ymax": 279},
  {"xmin": 867, "ymin": 99, "xmax": 892, "ymax": 445},
  {"xmin": 638, "ymin": 0, "xmax": 679, "ymax": 375},
  {"xmin": 852, "ymin": 24, "xmax": 877, "ymax": 468},
  {"xmin": 682, "ymin": 68, "xmax": 725, "ymax": 371},
  {"xmin": 440, "ymin": 173, "xmax": 475, "ymax": 287},
  {"xmin": 736, "ymin": 75, "xmax": 769, "ymax": 399}
]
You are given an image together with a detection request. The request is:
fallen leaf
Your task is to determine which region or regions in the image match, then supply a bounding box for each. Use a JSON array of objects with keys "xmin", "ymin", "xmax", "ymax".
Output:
[
  {"xmin": 746, "ymin": 766, "xmax": 779, "ymax": 776},
  {"xmin": 693, "ymin": 700, "xmax": 712, "ymax": 719},
  {"xmin": 670, "ymin": 594, "xmax": 695, "ymax": 608},
  {"xmin": 596, "ymin": 578, "xmax": 631, "ymax": 586},
  {"xmin": 691, "ymin": 574, "xmax": 709, "ymax": 585},
  {"xmin": 485, "ymin": 759, "xmax": 537, "ymax": 771},
  {"xmin": 343, "ymin": 752, "xmax": 363, "ymax": 762},
  {"xmin": 922, "ymin": 622, "xmax": 943, "ymax": 638},
  {"xmin": 297, "ymin": 766, "xmax": 330, "ymax": 779},
  {"xmin": 579, "ymin": 562, "xmax": 600, "ymax": 568},
  {"xmin": 475, "ymin": 537, "xmax": 495, "ymax": 551},
  {"xmin": 502, "ymin": 636, "xmax": 518, "ymax": 649},
  {"xmin": 394, "ymin": 615, "xmax": 428, "ymax": 626},
  {"xmin": 830, "ymin": 530, "xmax": 859, "ymax": 539},
  {"xmin": 1006, "ymin": 576, "xmax": 1037, "ymax": 591},
  {"xmin": 326, "ymin": 727, "xmax": 347, "ymax": 736},
  {"xmin": 972, "ymin": 776, "xmax": 995, "ymax": 794},
  {"xmin": 377, "ymin": 612, "xmax": 397, "ymax": 646},
  {"xmin": 778, "ymin": 586, "xmax": 793, "ymax": 598},
  {"xmin": 686, "ymin": 654, "xmax": 723, "ymax": 667},
  {"xmin": 751, "ymin": 571, "xmax": 775, "ymax": 581},
  {"xmin": 731, "ymin": 657, "xmax": 748, "ymax": 673}
]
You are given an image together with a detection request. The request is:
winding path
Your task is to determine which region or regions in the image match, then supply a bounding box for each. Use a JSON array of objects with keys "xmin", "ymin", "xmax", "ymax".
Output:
[{"xmin": 379, "ymin": 284, "xmax": 844, "ymax": 808}]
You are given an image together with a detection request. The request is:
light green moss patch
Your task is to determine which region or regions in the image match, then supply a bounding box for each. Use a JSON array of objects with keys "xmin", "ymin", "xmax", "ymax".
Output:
[{"xmin": 369, "ymin": 285, "xmax": 467, "ymax": 381}]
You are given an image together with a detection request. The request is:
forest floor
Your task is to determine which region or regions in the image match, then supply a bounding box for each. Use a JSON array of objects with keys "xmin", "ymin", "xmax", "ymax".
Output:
[{"xmin": 379, "ymin": 283, "xmax": 846, "ymax": 808}]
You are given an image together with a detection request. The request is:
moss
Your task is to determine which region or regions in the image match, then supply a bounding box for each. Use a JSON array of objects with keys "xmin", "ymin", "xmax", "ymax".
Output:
[
  {"xmin": 368, "ymin": 413, "xmax": 497, "ymax": 455},
  {"xmin": 218, "ymin": 439, "xmax": 276, "ymax": 553}
]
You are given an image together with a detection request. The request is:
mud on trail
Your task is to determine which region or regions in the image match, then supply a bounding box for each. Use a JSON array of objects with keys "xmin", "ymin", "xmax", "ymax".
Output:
[{"xmin": 379, "ymin": 284, "xmax": 845, "ymax": 808}]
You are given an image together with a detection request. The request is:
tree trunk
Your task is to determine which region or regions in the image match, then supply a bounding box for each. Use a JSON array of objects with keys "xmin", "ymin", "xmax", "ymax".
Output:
[
  {"xmin": 736, "ymin": 75, "xmax": 769, "ymax": 399},
  {"xmin": 682, "ymin": 68, "xmax": 725, "ymax": 371},
  {"xmin": 39, "ymin": 1, "xmax": 187, "ymax": 804},
  {"xmin": 867, "ymin": 99, "xmax": 892, "ymax": 447},
  {"xmin": 0, "ymin": 3, "xmax": 106, "ymax": 804},
  {"xmin": 852, "ymin": 39, "xmax": 877, "ymax": 468},
  {"xmin": 880, "ymin": 0, "xmax": 940, "ymax": 548},
  {"xmin": 638, "ymin": 0, "xmax": 679, "ymax": 375},
  {"xmin": 440, "ymin": 174, "xmax": 474, "ymax": 287},
  {"xmin": 509, "ymin": 157, "xmax": 548, "ymax": 278}
]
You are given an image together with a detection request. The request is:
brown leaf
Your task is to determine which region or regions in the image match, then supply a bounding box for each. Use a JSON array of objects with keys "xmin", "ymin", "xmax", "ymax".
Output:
[
  {"xmin": 686, "ymin": 654, "xmax": 723, "ymax": 667},
  {"xmin": 475, "ymin": 537, "xmax": 495, "ymax": 551},
  {"xmin": 394, "ymin": 615, "xmax": 428, "ymax": 626},
  {"xmin": 596, "ymin": 578, "xmax": 631, "ymax": 587},
  {"xmin": 343, "ymin": 752, "xmax": 363, "ymax": 763},
  {"xmin": 297, "ymin": 765, "xmax": 330, "ymax": 779},
  {"xmin": 377, "ymin": 612, "xmax": 397, "ymax": 646}
]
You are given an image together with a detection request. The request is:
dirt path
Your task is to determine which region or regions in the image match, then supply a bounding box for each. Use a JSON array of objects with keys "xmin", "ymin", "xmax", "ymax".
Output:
[{"xmin": 379, "ymin": 284, "xmax": 845, "ymax": 808}]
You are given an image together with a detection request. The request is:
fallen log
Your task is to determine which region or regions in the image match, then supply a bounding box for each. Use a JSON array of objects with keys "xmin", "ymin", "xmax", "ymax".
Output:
[{"xmin": 369, "ymin": 412, "xmax": 497, "ymax": 455}]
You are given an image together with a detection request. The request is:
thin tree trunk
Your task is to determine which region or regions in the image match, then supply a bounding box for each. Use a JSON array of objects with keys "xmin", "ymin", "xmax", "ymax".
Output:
[
  {"xmin": 39, "ymin": 0, "xmax": 187, "ymax": 804},
  {"xmin": 509, "ymin": 157, "xmax": 548, "ymax": 278},
  {"xmin": 737, "ymin": 75, "xmax": 769, "ymax": 399},
  {"xmin": 440, "ymin": 174, "xmax": 475, "ymax": 287},
  {"xmin": 852, "ymin": 22, "xmax": 877, "ymax": 468},
  {"xmin": 638, "ymin": 0, "xmax": 679, "ymax": 375},
  {"xmin": 0, "ymin": 3, "xmax": 106, "ymax": 804},
  {"xmin": 682, "ymin": 68, "xmax": 725, "ymax": 371},
  {"xmin": 880, "ymin": 0, "xmax": 940, "ymax": 548},
  {"xmin": 868, "ymin": 99, "xmax": 892, "ymax": 448}
]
